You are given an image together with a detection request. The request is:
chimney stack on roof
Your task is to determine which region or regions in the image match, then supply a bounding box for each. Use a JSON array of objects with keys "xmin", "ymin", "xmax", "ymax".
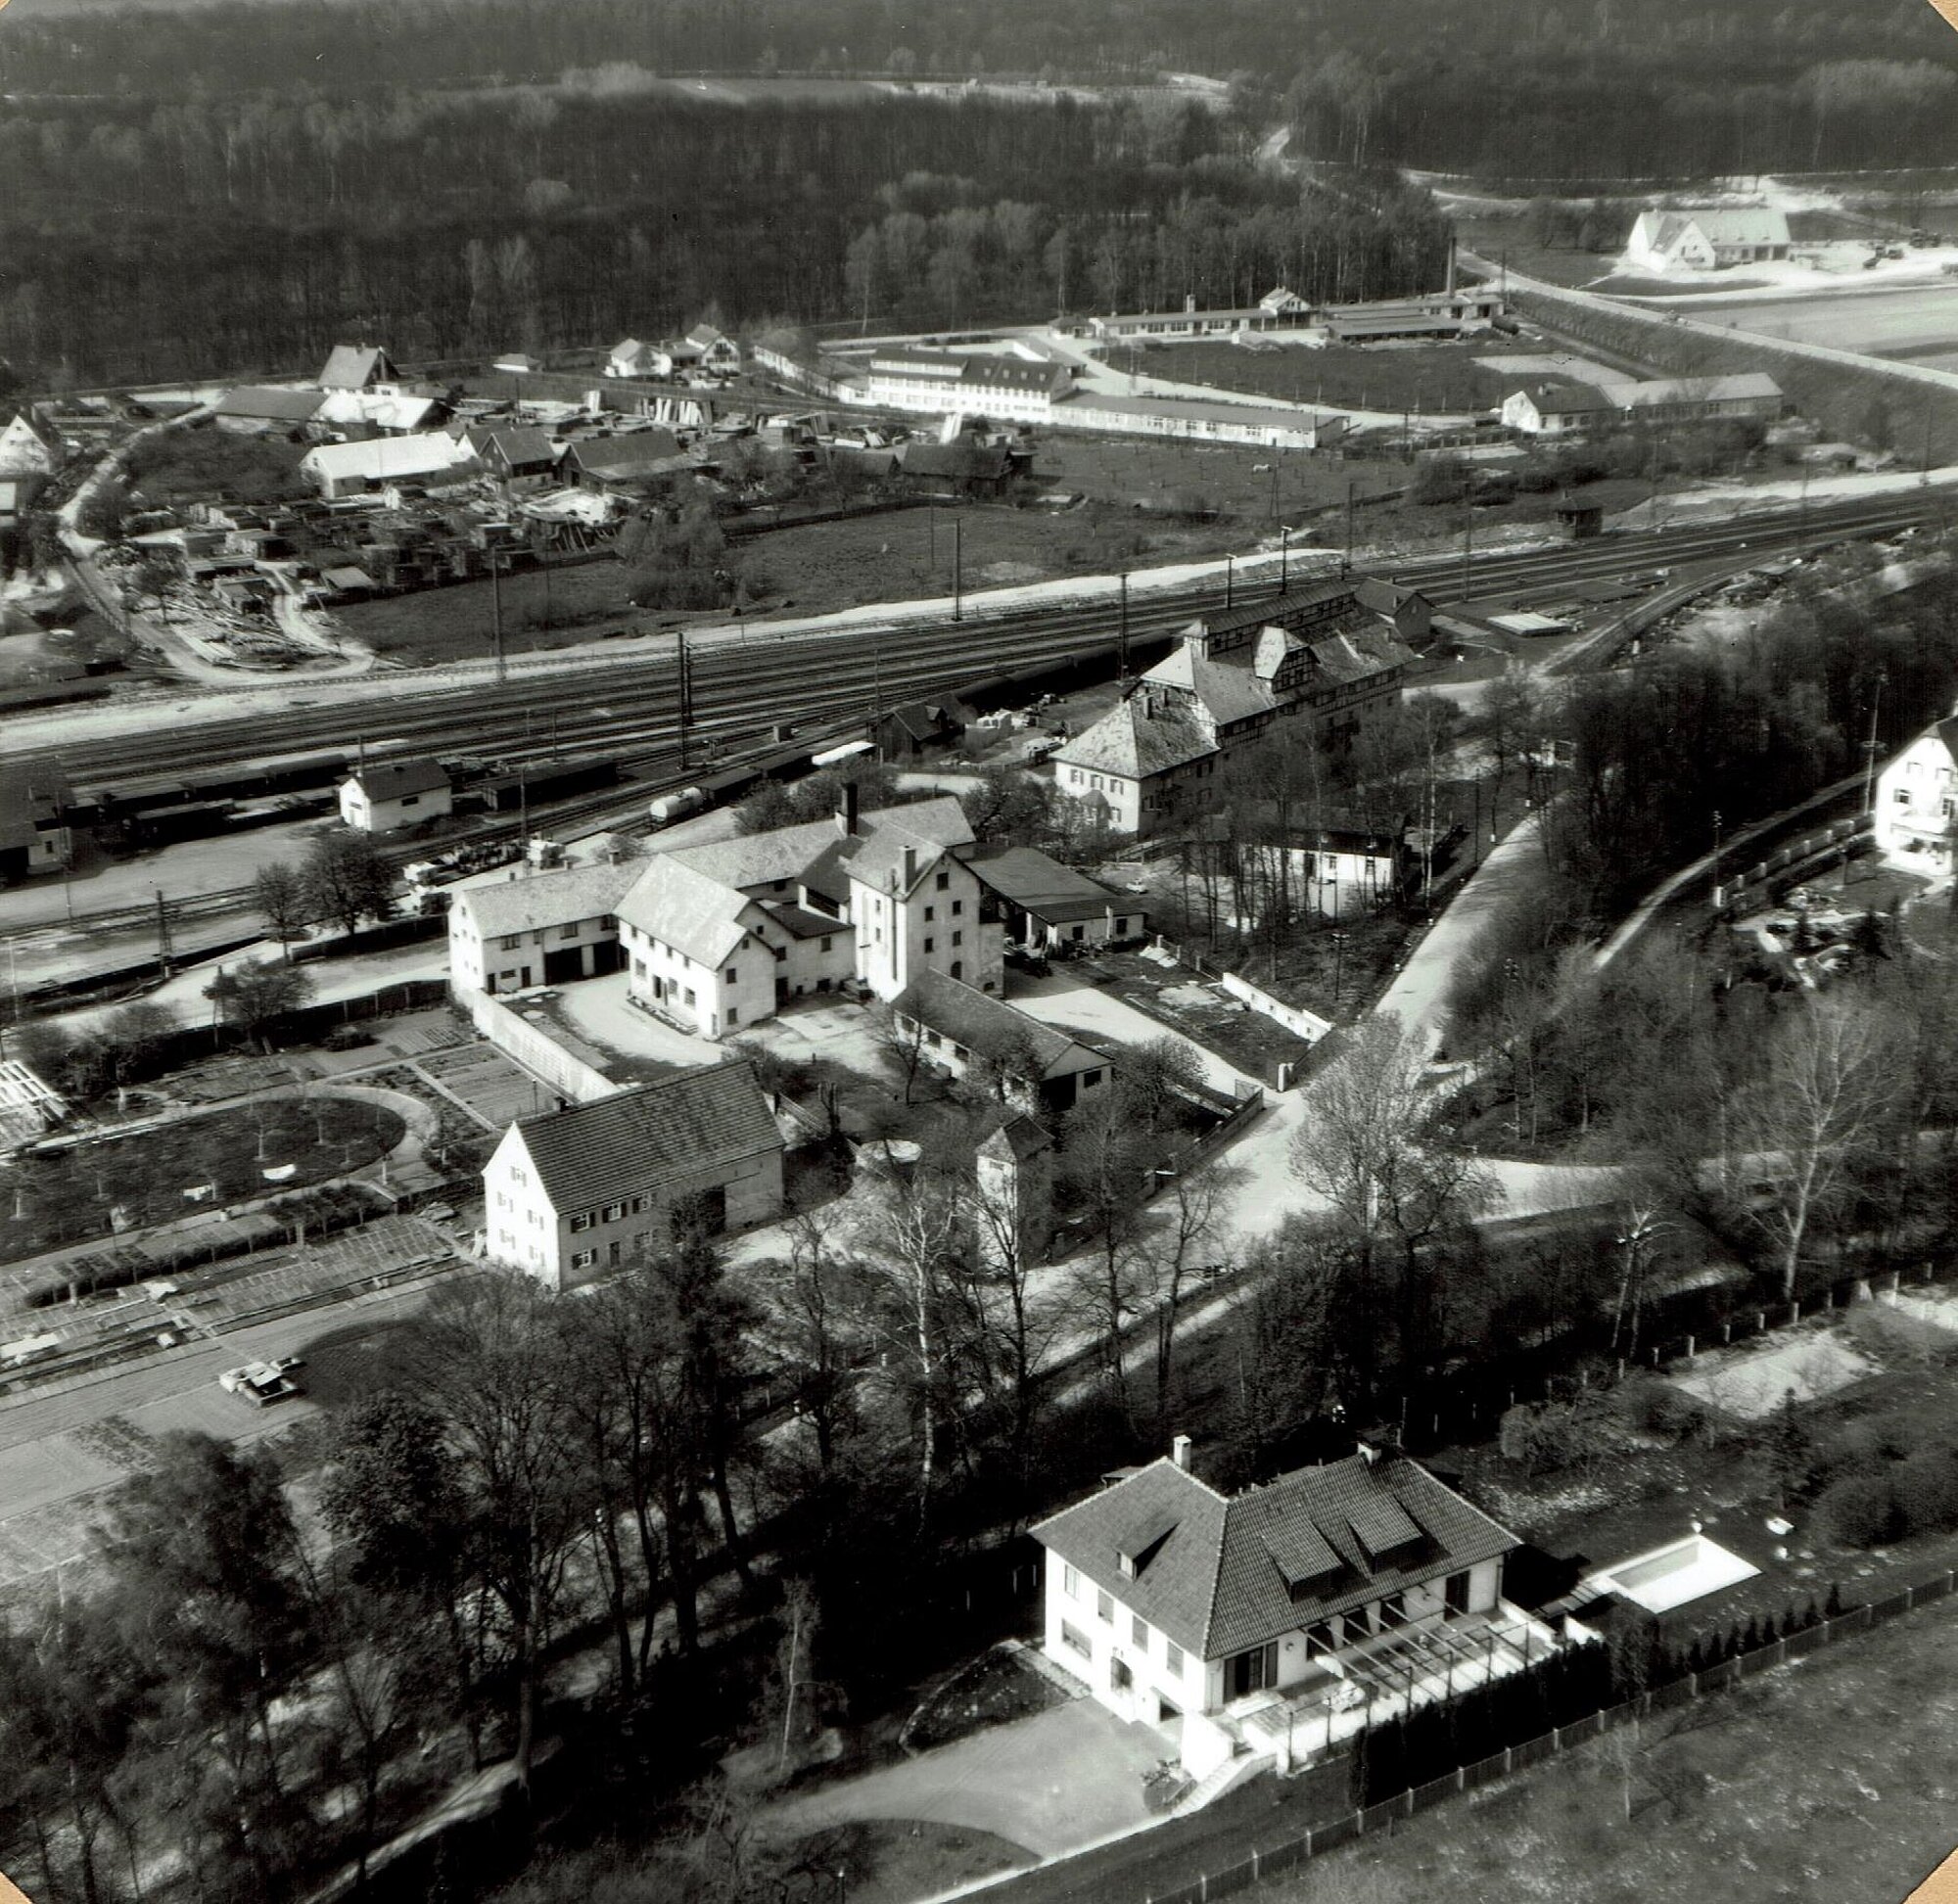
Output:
[
  {"xmin": 837, "ymin": 779, "xmax": 860, "ymax": 837},
  {"xmin": 1171, "ymin": 1434, "xmax": 1192, "ymax": 1471},
  {"xmin": 903, "ymin": 845, "xmax": 917, "ymax": 889}
]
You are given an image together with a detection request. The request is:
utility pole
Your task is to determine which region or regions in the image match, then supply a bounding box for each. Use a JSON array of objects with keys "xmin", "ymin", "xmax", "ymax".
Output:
[
  {"xmin": 1279, "ymin": 526, "xmax": 1289, "ymax": 596},
  {"xmin": 1343, "ymin": 480, "xmax": 1356, "ymax": 574},
  {"xmin": 1117, "ymin": 571, "xmax": 1129, "ymax": 685},
  {"xmin": 1711, "ymin": 809, "xmax": 1723, "ymax": 908},
  {"xmin": 953, "ymin": 517, "xmax": 962, "ymax": 623},
  {"xmin": 490, "ymin": 551, "xmax": 506, "ymax": 686},
  {"xmin": 1861, "ymin": 676, "xmax": 1886, "ymax": 819},
  {"xmin": 156, "ymin": 888, "xmax": 173, "ymax": 978},
  {"xmin": 1269, "ymin": 457, "xmax": 1280, "ymax": 525},
  {"xmin": 676, "ymin": 625, "xmax": 693, "ymax": 772},
  {"xmin": 1225, "ymin": 554, "xmax": 1235, "ymax": 610}
]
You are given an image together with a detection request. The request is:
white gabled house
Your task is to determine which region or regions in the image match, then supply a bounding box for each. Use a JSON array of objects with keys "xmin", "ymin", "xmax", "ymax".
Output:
[
  {"xmin": 338, "ymin": 759, "xmax": 453, "ymax": 833},
  {"xmin": 1874, "ymin": 715, "xmax": 1958, "ymax": 871},
  {"xmin": 1033, "ymin": 1439, "xmax": 1562, "ymax": 1782},
  {"xmin": 482, "ymin": 1060, "xmax": 784, "ymax": 1288},
  {"xmin": 448, "ymin": 859, "xmax": 640, "ymax": 995},
  {"xmin": 1623, "ymin": 207, "xmax": 1791, "ymax": 273}
]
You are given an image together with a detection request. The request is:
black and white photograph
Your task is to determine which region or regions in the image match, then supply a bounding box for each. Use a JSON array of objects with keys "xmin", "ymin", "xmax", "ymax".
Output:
[{"xmin": 4, "ymin": 0, "xmax": 1958, "ymax": 1899}]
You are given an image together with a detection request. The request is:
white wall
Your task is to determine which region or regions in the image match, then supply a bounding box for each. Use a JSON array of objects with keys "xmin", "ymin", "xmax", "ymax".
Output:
[
  {"xmin": 1876, "ymin": 732, "xmax": 1955, "ymax": 866},
  {"xmin": 1042, "ymin": 1558, "xmax": 1201, "ymax": 1732}
]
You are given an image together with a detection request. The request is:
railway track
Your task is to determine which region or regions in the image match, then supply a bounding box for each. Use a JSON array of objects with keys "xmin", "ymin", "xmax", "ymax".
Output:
[{"xmin": 12, "ymin": 488, "xmax": 1939, "ymax": 797}]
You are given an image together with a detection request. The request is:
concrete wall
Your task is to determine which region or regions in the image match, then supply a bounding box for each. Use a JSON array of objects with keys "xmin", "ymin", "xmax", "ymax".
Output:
[
  {"xmin": 1218, "ymin": 971, "xmax": 1332, "ymax": 1045},
  {"xmin": 455, "ymin": 983, "xmax": 616, "ymax": 1105}
]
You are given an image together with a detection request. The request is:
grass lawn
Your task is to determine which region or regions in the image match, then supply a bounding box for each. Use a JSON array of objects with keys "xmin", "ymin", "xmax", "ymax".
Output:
[
  {"xmin": 123, "ymin": 422, "xmax": 310, "ymax": 508},
  {"xmin": 1123, "ymin": 339, "xmax": 1552, "ymax": 416},
  {"xmin": 1258, "ymin": 1584, "xmax": 1958, "ymax": 1904},
  {"xmin": 1034, "ymin": 437, "xmax": 1409, "ymax": 525},
  {"xmin": 780, "ymin": 1818, "xmax": 1031, "ymax": 1904},
  {"xmin": 0, "ymin": 1096, "xmax": 403, "ymax": 1266}
]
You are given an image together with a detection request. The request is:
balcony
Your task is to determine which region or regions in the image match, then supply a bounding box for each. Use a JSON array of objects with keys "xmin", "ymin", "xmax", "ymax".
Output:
[{"xmin": 1215, "ymin": 1603, "xmax": 1576, "ymax": 1775}]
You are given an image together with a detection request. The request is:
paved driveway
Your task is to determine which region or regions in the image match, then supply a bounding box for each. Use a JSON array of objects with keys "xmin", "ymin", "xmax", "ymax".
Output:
[{"xmin": 764, "ymin": 1696, "xmax": 1167, "ymax": 1861}]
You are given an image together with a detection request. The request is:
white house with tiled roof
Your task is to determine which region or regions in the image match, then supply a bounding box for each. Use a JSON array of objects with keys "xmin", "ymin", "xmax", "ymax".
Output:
[
  {"xmin": 1054, "ymin": 579, "xmax": 1416, "ymax": 837},
  {"xmin": 483, "ymin": 1059, "xmax": 783, "ymax": 1287},
  {"xmin": 1875, "ymin": 715, "xmax": 1958, "ymax": 871},
  {"xmin": 448, "ymin": 859, "xmax": 641, "ymax": 994},
  {"xmin": 1033, "ymin": 1440, "xmax": 1558, "ymax": 1782}
]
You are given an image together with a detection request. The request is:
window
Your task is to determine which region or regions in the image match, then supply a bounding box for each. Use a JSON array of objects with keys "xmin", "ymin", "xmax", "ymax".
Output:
[
  {"xmin": 1226, "ymin": 1643, "xmax": 1279, "ymax": 1699},
  {"xmin": 724, "ymin": 967, "xmax": 737, "ymax": 985},
  {"xmin": 1063, "ymin": 1563, "xmax": 1080, "ymax": 1599},
  {"xmin": 924, "ymin": 937, "xmax": 934, "ymax": 953},
  {"xmin": 951, "ymin": 960, "xmax": 962, "ymax": 979},
  {"xmin": 500, "ymin": 935, "xmax": 522, "ymax": 952},
  {"xmin": 1060, "ymin": 1621, "xmax": 1091, "ymax": 1659},
  {"xmin": 570, "ymin": 1213, "xmax": 593, "ymax": 1232},
  {"xmin": 820, "ymin": 936, "xmax": 833, "ymax": 953},
  {"xmin": 560, "ymin": 923, "xmax": 579, "ymax": 940},
  {"xmin": 1132, "ymin": 1614, "xmax": 1148, "ymax": 1649},
  {"xmin": 1165, "ymin": 1641, "xmax": 1185, "ymax": 1678},
  {"xmin": 952, "ymin": 899, "xmax": 962, "ymax": 915},
  {"xmin": 1096, "ymin": 1589, "xmax": 1114, "ymax": 1624},
  {"xmin": 924, "ymin": 906, "xmax": 935, "ymax": 922},
  {"xmin": 602, "ymin": 915, "xmax": 617, "ymax": 931},
  {"xmin": 952, "ymin": 931, "xmax": 962, "ymax": 947},
  {"xmin": 630, "ymin": 1195, "xmax": 648, "ymax": 1214},
  {"xmin": 936, "ymin": 870, "xmax": 951, "ymax": 891},
  {"xmin": 602, "ymin": 1202, "xmax": 625, "ymax": 1222},
  {"xmin": 683, "ymin": 988, "xmax": 696, "ymax": 1007},
  {"xmin": 1071, "ymin": 925, "xmax": 1085, "ymax": 942},
  {"xmin": 571, "ymin": 1248, "xmax": 596, "ymax": 1270},
  {"xmin": 1110, "ymin": 1657, "xmax": 1133, "ymax": 1694},
  {"xmin": 1083, "ymin": 1068, "xmax": 1102, "ymax": 1089},
  {"xmin": 402, "ymin": 795, "xmax": 420, "ymax": 809},
  {"xmin": 726, "ymin": 1007, "xmax": 739, "ymax": 1026}
]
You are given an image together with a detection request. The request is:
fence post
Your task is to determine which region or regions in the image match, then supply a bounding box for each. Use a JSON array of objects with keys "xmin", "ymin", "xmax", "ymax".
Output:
[
  {"xmin": 1502, "ymin": 1746, "xmax": 1512, "ymax": 1774},
  {"xmin": 1551, "ymin": 1726, "xmax": 1561, "ymax": 1753},
  {"xmin": 1455, "ymin": 1765, "xmax": 1466, "ymax": 1791}
]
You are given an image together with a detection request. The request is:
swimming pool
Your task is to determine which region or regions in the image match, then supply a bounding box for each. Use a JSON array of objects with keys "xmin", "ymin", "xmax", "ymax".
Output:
[{"xmin": 1583, "ymin": 1534, "xmax": 1760, "ymax": 1614}]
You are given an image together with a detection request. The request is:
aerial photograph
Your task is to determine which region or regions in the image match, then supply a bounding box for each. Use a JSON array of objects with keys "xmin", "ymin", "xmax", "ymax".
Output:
[{"xmin": 4, "ymin": 0, "xmax": 1958, "ymax": 1899}]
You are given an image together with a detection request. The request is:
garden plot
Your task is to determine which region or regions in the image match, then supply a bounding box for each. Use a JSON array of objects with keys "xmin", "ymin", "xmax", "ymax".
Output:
[{"xmin": 1674, "ymin": 1326, "xmax": 1880, "ymax": 1419}]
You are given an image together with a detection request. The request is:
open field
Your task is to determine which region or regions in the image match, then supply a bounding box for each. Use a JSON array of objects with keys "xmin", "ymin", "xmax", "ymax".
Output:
[
  {"xmin": 1037, "ymin": 436, "xmax": 1407, "ymax": 520},
  {"xmin": 1260, "ymin": 1584, "xmax": 1958, "ymax": 1904},
  {"xmin": 1125, "ymin": 338, "xmax": 1557, "ymax": 414},
  {"xmin": 1704, "ymin": 284, "xmax": 1958, "ymax": 370}
]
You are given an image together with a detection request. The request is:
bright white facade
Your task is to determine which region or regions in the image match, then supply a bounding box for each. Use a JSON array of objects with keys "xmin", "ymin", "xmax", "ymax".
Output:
[{"xmin": 1875, "ymin": 718, "xmax": 1958, "ymax": 870}]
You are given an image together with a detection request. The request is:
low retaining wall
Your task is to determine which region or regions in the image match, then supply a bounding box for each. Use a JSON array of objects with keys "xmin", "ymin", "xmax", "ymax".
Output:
[
  {"xmin": 1217, "ymin": 970, "xmax": 1332, "ymax": 1045},
  {"xmin": 454, "ymin": 984, "xmax": 616, "ymax": 1106}
]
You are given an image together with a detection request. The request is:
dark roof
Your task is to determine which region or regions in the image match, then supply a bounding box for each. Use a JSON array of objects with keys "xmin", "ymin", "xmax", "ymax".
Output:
[
  {"xmin": 980, "ymin": 1111, "xmax": 1053, "ymax": 1164},
  {"xmin": 509, "ymin": 1061, "xmax": 781, "ymax": 1212},
  {"xmin": 0, "ymin": 766, "xmax": 71, "ymax": 853},
  {"xmin": 894, "ymin": 969, "xmax": 1106, "ymax": 1080},
  {"xmin": 568, "ymin": 431, "xmax": 684, "ymax": 478},
  {"xmin": 348, "ymin": 758, "xmax": 449, "ymax": 800},
  {"xmin": 468, "ymin": 426, "xmax": 558, "ymax": 470},
  {"xmin": 898, "ymin": 443, "xmax": 1014, "ymax": 482},
  {"xmin": 966, "ymin": 845, "xmax": 1129, "ymax": 925},
  {"xmin": 879, "ymin": 698, "xmax": 968, "ymax": 741},
  {"xmin": 1033, "ymin": 1454, "xmax": 1520, "ymax": 1660},
  {"xmin": 216, "ymin": 386, "xmax": 325, "ymax": 423},
  {"xmin": 758, "ymin": 901, "xmax": 841, "ymax": 940}
]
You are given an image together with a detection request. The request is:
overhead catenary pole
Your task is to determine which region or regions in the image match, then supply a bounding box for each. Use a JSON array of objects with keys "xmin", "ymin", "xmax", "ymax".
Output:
[
  {"xmin": 953, "ymin": 517, "xmax": 962, "ymax": 624},
  {"xmin": 1343, "ymin": 479, "xmax": 1356, "ymax": 573},
  {"xmin": 1117, "ymin": 571, "xmax": 1129, "ymax": 685},
  {"xmin": 1279, "ymin": 526, "xmax": 1289, "ymax": 596},
  {"xmin": 490, "ymin": 551, "xmax": 506, "ymax": 685},
  {"xmin": 1225, "ymin": 554, "xmax": 1235, "ymax": 610},
  {"xmin": 676, "ymin": 625, "xmax": 693, "ymax": 772}
]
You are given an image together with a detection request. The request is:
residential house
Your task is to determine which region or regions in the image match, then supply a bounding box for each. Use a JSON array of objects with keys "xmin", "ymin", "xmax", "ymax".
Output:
[
  {"xmin": 318, "ymin": 345, "xmax": 400, "ymax": 392},
  {"xmin": 683, "ymin": 325, "xmax": 742, "ymax": 373},
  {"xmin": 870, "ymin": 697, "xmax": 969, "ymax": 761},
  {"xmin": 1499, "ymin": 383, "xmax": 1619, "ymax": 437},
  {"xmin": 299, "ymin": 435, "xmax": 481, "ymax": 498},
  {"xmin": 894, "ymin": 441, "xmax": 1023, "ymax": 498},
  {"xmin": 1875, "ymin": 715, "xmax": 1958, "ymax": 870},
  {"xmin": 0, "ymin": 767, "xmax": 73, "ymax": 883},
  {"xmin": 0, "ymin": 410, "xmax": 62, "ymax": 479},
  {"xmin": 563, "ymin": 431, "xmax": 687, "ymax": 492},
  {"xmin": 482, "ymin": 1060, "xmax": 784, "ymax": 1288},
  {"xmin": 464, "ymin": 426, "xmax": 562, "ymax": 486},
  {"xmin": 1054, "ymin": 580, "xmax": 1417, "ymax": 837},
  {"xmin": 1503, "ymin": 373, "xmax": 1784, "ymax": 436},
  {"xmin": 607, "ymin": 340, "xmax": 675, "ymax": 380},
  {"xmin": 893, "ymin": 968, "xmax": 1112, "ymax": 1116},
  {"xmin": 213, "ymin": 387, "xmax": 328, "ymax": 437},
  {"xmin": 448, "ymin": 859, "xmax": 638, "ymax": 995},
  {"xmin": 1352, "ymin": 577, "xmax": 1434, "ymax": 650},
  {"xmin": 1624, "ymin": 207, "xmax": 1791, "ymax": 273},
  {"xmin": 1189, "ymin": 812, "xmax": 1402, "ymax": 920},
  {"xmin": 966, "ymin": 845, "xmax": 1143, "ymax": 952},
  {"xmin": 338, "ymin": 759, "xmax": 453, "ymax": 833},
  {"xmin": 1033, "ymin": 1439, "xmax": 1544, "ymax": 1781}
]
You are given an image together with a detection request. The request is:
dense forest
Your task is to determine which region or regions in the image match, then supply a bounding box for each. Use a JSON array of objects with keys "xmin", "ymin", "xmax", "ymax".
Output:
[{"xmin": 0, "ymin": 86, "xmax": 1447, "ymax": 387}]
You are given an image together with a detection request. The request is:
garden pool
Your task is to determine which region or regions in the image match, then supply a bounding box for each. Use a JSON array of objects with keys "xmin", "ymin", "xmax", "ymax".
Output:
[{"xmin": 1584, "ymin": 1535, "xmax": 1760, "ymax": 1614}]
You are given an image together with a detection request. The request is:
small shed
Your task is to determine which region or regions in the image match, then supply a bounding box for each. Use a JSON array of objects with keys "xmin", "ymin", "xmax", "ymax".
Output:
[{"xmin": 339, "ymin": 759, "xmax": 453, "ymax": 833}]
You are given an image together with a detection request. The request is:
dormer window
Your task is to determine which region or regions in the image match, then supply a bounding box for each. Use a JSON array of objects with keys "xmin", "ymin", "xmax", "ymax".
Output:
[{"xmin": 1117, "ymin": 1513, "xmax": 1178, "ymax": 1579}]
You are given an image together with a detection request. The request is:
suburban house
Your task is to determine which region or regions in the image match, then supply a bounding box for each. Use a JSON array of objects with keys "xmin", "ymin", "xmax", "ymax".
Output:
[
  {"xmin": 318, "ymin": 344, "xmax": 400, "ymax": 392},
  {"xmin": 966, "ymin": 845, "xmax": 1144, "ymax": 952},
  {"xmin": 482, "ymin": 1060, "xmax": 784, "ymax": 1287},
  {"xmin": 338, "ymin": 759, "xmax": 453, "ymax": 833},
  {"xmin": 0, "ymin": 767, "xmax": 73, "ymax": 883},
  {"xmin": 1624, "ymin": 207, "xmax": 1792, "ymax": 273},
  {"xmin": 448, "ymin": 859, "xmax": 639, "ymax": 995},
  {"xmin": 1874, "ymin": 715, "xmax": 1958, "ymax": 869},
  {"xmin": 683, "ymin": 325, "xmax": 742, "ymax": 373},
  {"xmin": 213, "ymin": 387, "xmax": 328, "ymax": 437},
  {"xmin": 862, "ymin": 348, "xmax": 1076, "ymax": 425},
  {"xmin": 1189, "ymin": 812, "xmax": 1403, "ymax": 920},
  {"xmin": 1499, "ymin": 383, "xmax": 1619, "ymax": 437},
  {"xmin": 893, "ymin": 968, "xmax": 1113, "ymax": 1116},
  {"xmin": 1054, "ymin": 580, "xmax": 1417, "ymax": 836},
  {"xmin": 607, "ymin": 339, "xmax": 674, "ymax": 380},
  {"xmin": 299, "ymin": 434, "xmax": 481, "ymax": 498},
  {"xmin": 870, "ymin": 698, "xmax": 969, "ymax": 761},
  {"xmin": 1033, "ymin": 1439, "xmax": 1556, "ymax": 1782},
  {"xmin": 0, "ymin": 410, "xmax": 63, "ymax": 478}
]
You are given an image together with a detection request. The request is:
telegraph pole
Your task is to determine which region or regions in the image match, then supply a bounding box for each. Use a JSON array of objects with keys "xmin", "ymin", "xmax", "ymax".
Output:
[
  {"xmin": 953, "ymin": 518, "xmax": 963, "ymax": 623},
  {"xmin": 1117, "ymin": 571, "xmax": 1129, "ymax": 685},
  {"xmin": 490, "ymin": 552, "xmax": 506, "ymax": 685},
  {"xmin": 1279, "ymin": 527, "xmax": 1289, "ymax": 596},
  {"xmin": 1343, "ymin": 480, "xmax": 1356, "ymax": 574},
  {"xmin": 676, "ymin": 626, "xmax": 693, "ymax": 772},
  {"xmin": 1711, "ymin": 809, "xmax": 1723, "ymax": 908},
  {"xmin": 156, "ymin": 888, "xmax": 173, "ymax": 978},
  {"xmin": 1225, "ymin": 554, "xmax": 1235, "ymax": 610},
  {"xmin": 1461, "ymin": 518, "xmax": 1473, "ymax": 599}
]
